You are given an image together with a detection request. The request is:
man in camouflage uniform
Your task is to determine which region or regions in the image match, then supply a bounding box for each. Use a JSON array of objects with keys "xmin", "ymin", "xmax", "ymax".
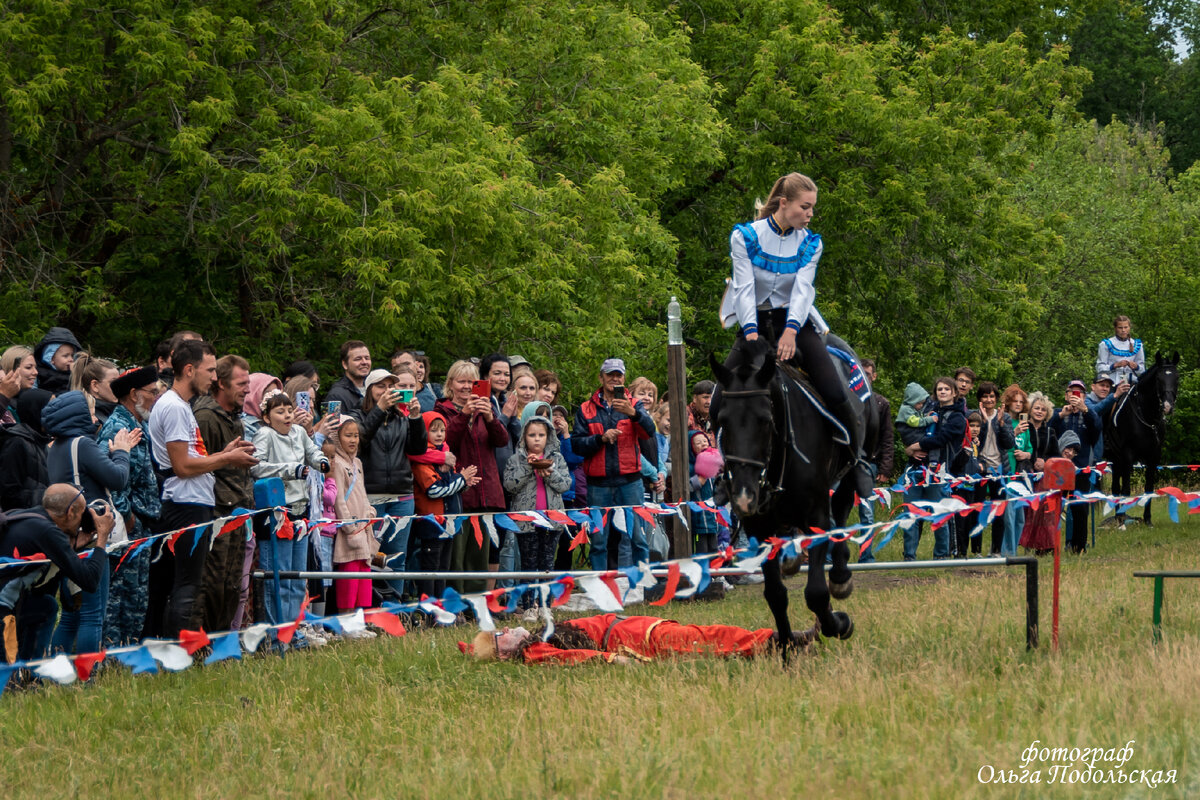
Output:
[{"xmin": 97, "ymin": 366, "xmax": 162, "ymax": 646}]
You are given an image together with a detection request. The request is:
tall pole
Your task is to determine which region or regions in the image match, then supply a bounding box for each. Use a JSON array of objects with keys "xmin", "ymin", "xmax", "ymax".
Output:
[{"xmin": 667, "ymin": 296, "xmax": 692, "ymax": 558}]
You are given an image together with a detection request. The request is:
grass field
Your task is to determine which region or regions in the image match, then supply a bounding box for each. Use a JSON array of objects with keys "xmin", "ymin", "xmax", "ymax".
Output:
[{"xmin": 3, "ymin": 510, "xmax": 1199, "ymax": 799}]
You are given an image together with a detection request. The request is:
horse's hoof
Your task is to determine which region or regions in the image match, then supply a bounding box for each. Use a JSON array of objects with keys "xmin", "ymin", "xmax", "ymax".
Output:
[
  {"xmin": 781, "ymin": 554, "xmax": 803, "ymax": 577},
  {"xmin": 830, "ymin": 579, "xmax": 853, "ymax": 600},
  {"xmin": 829, "ymin": 611, "xmax": 854, "ymax": 640}
]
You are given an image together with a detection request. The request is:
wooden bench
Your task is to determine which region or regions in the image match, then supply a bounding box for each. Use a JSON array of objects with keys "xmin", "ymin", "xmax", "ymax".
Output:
[{"xmin": 1133, "ymin": 571, "xmax": 1200, "ymax": 642}]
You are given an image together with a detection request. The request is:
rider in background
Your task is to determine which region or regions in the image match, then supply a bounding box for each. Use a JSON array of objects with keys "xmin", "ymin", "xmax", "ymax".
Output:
[
  {"xmin": 717, "ymin": 172, "xmax": 859, "ymax": 455},
  {"xmin": 1095, "ymin": 315, "xmax": 1145, "ymax": 385}
]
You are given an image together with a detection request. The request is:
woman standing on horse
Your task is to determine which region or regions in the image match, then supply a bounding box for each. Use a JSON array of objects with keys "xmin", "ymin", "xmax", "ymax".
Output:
[{"xmin": 717, "ymin": 172, "xmax": 858, "ymax": 452}]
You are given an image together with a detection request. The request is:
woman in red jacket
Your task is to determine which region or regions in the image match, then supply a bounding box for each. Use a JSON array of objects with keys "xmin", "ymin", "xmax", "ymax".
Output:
[{"xmin": 435, "ymin": 360, "xmax": 509, "ymax": 593}]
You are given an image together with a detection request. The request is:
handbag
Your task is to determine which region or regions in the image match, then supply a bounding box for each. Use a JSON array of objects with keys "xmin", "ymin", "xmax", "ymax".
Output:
[{"xmin": 71, "ymin": 435, "xmax": 128, "ymax": 545}]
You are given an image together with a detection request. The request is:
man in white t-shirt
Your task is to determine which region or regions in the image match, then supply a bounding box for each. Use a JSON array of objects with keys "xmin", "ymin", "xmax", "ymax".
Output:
[{"xmin": 148, "ymin": 339, "xmax": 258, "ymax": 636}]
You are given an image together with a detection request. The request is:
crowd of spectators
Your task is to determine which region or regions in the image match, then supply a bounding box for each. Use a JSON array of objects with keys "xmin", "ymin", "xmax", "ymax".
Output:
[{"xmin": 0, "ymin": 314, "xmax": 1146, "ymax": 662}]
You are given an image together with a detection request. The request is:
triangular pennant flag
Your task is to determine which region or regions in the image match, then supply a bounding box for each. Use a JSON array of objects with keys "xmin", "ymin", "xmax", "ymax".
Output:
[
  {"xmin": 144, "ymin": 641, "xmax": 192, "ymax": 672},
  {"xmin": 178, "ymin": 628, "xmax": 211, "ymax": 656},
  {"xmin": 439, "ymin": 587, "xmax": 468, "ymax": 615},
  {"xmin": 340, "ymin": 608, "xmax": 367, "ymax": 634},
  {"xmin": 578, "ymin": 576, "xmax": 623, "ymax": 612},
  {"xmin": 599, "ymin": 573, "xmax": 623, "ymax": 607},
  {"xmin": 694, "ymin": 559, "xmax": 712, "ymax": 596},
  {"xmin": 112, "ymin": 646, "xmax": 159, "ymax": 675},
  {"xmin": 241, "ymin": 623, "xmax": 271, "ymax": 653},
  {"xmin": 470, "ymin": 516, "xmax": 484, "ymax": 548},
  {"xmin": 465, "ymin": 595, "xmax": 495, "ymax": 632},
  {"xmin": 35, "ymin": 654, "xmax": 78, "ymax": 685},
  {"xmin": 73, "ymin": 651, "xmax": 106, "ymax": 682},
  {"xmin": 275, "ymin": 622, "xmax": 298, "ymax": 644},
  {"xmin": 485, "ymin": 589, "xmax": 506, "ymax": 614},
  {"xmin": 493, "ymin": 514, "xmax": 520, "ymax": 532},
  {"xmin": 482, "ymin": 515, "xmax": 500, "ymax": 547},
  {"xmin": 568, "ymin": 528, "xmax": 589, "ymax": 551},
  {"xmin": 650, "ymin": 562, "xmax": 681, "ymax": 606},
  {"xmin": 550, "ymin": 575, "xmax": 575, "ymax": 607},
  {"xmin": 504, "ymin": 586, "xmax": 525, "ymax": 614},
  {"xmin": 189, "ymin": 524, "xmax": 211, "ymax": 556},
  {"xmin": 204, "ymin": 632, "xmax": 243, "ymax": 665},
  {"xmin": 674, "ymin": 559, "xmax": 703, "ymax": 599},
  {"xmin": 364, "ymin": 609, "xmax": 407, "ymax": 637}
]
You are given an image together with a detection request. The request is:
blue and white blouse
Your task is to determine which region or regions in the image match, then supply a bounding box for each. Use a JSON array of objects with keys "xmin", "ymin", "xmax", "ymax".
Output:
[{"xmin": 718, "ymin": 216, "xmax": 826, "ymax": 337}]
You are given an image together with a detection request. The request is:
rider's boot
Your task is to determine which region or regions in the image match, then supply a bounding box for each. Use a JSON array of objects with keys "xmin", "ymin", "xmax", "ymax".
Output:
[{"xmin": 831, "ymin": 397, "xmax": 863, "ymax": 464}]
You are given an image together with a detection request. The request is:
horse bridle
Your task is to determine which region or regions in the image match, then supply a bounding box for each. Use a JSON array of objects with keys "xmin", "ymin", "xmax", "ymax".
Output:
[{"xmin": 714, "ymin": 387, "xmax": 781, "ymax": 499}]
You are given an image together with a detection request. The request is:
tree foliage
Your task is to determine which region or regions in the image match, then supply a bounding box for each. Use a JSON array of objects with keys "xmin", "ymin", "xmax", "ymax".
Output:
[{"xmin": 0, "ymin": 0, "xmax": 1198, "ymax": 422}]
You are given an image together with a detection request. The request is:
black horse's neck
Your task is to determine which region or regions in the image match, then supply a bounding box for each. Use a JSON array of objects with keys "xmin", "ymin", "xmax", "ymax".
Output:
[{"xmin": 1133, "ymin": 364, "xmax": 1161, "ymax": 412}]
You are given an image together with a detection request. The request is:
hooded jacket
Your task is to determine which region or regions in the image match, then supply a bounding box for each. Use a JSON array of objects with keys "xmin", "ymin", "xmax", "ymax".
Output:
[
  {"xmin": 412, "ymin": 410, "xmax": 469, "ymax": 518},
  {"xmin": 896, "ymin": 383, "xmax": 936, "ymax": 447},
  {"xmin": 240, "ymin": 373, "xmax": 281, "ymax": 441},
  {"xmin": 329, "ymin": 418, "xmax": 376, "ymax": 564},
  {"xmin": 32, "ymin": 327, "xmax": 81, "ymax": 394},
  {"xmin": 42, "ymin": 390, "xmax": 130, "ymax": 503},
  {"xmin": 0, "ymin": 389, "xmax": 53, "ymax": 510},
  {"xmin": 502, "ymin": 413, "xmax": 570, "ymax": 531}
]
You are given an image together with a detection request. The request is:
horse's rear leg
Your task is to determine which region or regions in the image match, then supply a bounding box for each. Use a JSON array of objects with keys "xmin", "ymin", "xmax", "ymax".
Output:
[
  {"xmin": 829, "ymin": 479, "xmax": 858, "ymax": 599},
  {"xmin": 805, "ymin": 540, "xmax": 853, "ymax": 640},
  {"xmin": 761, "ymin": 555, "xmax": 794, "ymax": 663}
]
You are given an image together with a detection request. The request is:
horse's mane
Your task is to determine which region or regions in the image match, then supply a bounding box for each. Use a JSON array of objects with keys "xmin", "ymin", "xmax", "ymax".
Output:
[{"xmin": 726, "ymin": 337, "xmax": 775, "ymax": 380}]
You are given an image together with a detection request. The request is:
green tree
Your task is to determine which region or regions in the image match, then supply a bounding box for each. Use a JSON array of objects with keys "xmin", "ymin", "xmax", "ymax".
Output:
[
  {"xmin": 659, "ymin": 0, "xmax": 1086, "ymax": 394},
  {"xmin": 0, "ymin": 0, "xmax": 725, "ymax": 396}
]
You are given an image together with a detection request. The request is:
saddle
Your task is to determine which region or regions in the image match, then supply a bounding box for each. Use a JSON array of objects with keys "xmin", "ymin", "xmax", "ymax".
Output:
[{"xmin": 776, "ymin": 362, "xmax": 852, "ymax": 447}]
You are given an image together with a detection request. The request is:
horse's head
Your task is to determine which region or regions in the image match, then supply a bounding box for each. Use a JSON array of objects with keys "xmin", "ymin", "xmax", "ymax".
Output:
[
  {"xmin": 710, "ymin": 339, "xmax": 778, "ymax": 517},
  {"xmin": 1153, "ymin": 351, "xmax": 1180, "ymax": 416}
]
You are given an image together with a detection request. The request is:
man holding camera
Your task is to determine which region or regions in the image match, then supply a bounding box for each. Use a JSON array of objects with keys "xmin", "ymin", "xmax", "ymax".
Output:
[
  {"xmin": 573, "ymin": 358, "xmax": 657, "ymax": 570},
  {"xmin": 0, "ymin": 484, "xmax": 115, "ymax": 662}
]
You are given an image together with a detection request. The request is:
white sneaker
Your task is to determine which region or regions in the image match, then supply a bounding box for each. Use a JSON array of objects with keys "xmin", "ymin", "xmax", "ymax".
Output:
[
  {"xmin": 521, "ymin": 607, "xmax": 541, "ymax": 624},
  {"xmin": 344, "ymin": 628, "xmax": 377, "ymax": 640}
]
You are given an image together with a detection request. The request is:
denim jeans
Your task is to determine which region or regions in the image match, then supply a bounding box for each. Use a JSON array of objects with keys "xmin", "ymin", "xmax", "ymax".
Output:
[
  {"xmin": 52, "ymin": 556, "xmax": 110, "ymax": 655},
  {"xmin": 16, "ymin": 593, "xmax": 58, "ymax": 660},
  {"xmin": 498, "ymin": 530, "xmax": 520, "ymax": 589},
  {"xmin": 260, "ymin": 532, "xmax": 309, "ymax": 625},
  {"xmin": 375, "ymin": 497, "xmax": 414, "ymax": 596},
  {"xmin": 903, "ymin": 472, "xmax": 949, "ymax": 560},
  {"xmin": 374, "ymin": 497, "xmax": 414, "ymax": 569},
  {"xmin": 857, "ymin": 499, "xmax": 876, "ymax": 563},
  {"xmin": 587, "ymin": 479, "xmax": 648, "ymax": 570},
  {"xmin": 1001, "ymin": 491, "xmax": 1028, "ymax": 556}
]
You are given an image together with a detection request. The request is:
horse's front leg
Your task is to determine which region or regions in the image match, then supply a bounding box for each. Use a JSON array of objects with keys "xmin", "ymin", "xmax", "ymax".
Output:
[
  {"xmin": 1144, "ymin": 461, "xmax": 1156, "ymax": 527},
  {"xmin": 804, "ymin": 539, "xmax": 853, "ymax": 640},
  {"xmin": 760, "ymin": 555, "xmax": 794, "ymax": 663}
]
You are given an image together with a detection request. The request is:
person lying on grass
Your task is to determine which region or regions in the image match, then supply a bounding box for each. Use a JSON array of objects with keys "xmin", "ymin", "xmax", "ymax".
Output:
[{"xmin": 460, "ymin": 613, "xmax": 819, "ymax": 665}]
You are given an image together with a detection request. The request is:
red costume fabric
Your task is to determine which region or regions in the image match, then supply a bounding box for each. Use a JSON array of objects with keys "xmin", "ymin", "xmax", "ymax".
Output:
[
  {"xmin": 519, "ymin": 614, "xmax": 774, "ymax": 665},
  {"xmin": 1019, "ymin": 483, "xmax": 1062, "ymax": 551}
]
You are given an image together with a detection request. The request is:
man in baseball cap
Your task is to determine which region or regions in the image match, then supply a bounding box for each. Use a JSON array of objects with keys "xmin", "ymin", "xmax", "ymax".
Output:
[{"xmin": 573, "ymin": 357, "xmax": 656, "ymax": 571}]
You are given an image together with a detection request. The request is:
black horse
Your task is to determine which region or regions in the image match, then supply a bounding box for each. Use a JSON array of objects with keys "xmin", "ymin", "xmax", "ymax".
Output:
[
  {"xmin": 710, "ymin": 335, "xmax": 877, "ymax": 660},
  {"xmin": 1103, "ymin": 351, "xmax": 1179, "ymax": 526}
]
